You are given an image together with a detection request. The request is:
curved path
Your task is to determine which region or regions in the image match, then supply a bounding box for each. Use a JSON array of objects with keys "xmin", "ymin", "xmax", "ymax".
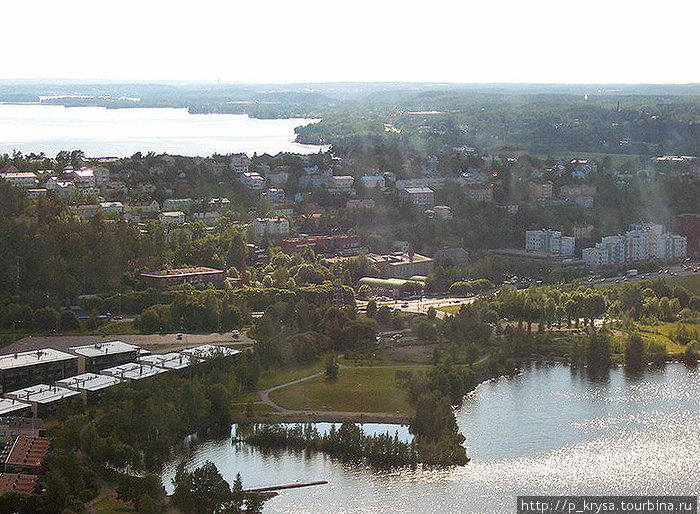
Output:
[{"xmin": 256, "ymin": 353, "xmax": 491, "ymax": 414}]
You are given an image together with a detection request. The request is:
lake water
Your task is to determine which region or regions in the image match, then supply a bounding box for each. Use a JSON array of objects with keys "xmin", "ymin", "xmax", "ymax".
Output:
[
  {"xmin": 0, "ymin": 104, "xmax": 325, "ymax": 157},
  {"xmin": 161, "ymin": 363, "xmax": 700, "ymax": 513}
]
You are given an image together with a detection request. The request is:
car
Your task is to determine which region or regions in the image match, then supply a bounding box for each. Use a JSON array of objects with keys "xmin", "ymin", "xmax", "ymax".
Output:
[
  {"xmin": 231, "ymin": 329, "xmax": 240, "ymax": 339},
  {"xmin": 401, "ymin": 303, "xmax": 409, "ymax": 308},
  {"xmin": 176, "ymin": 333, "xmax": 183, "ymax": 340},
  {"xmin": 670, "ymin": 272, "xmax": 677, "ymax": 276}
]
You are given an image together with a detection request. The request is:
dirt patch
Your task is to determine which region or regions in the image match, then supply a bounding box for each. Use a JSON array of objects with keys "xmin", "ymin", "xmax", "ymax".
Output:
[{"xmin": 4, "ymin": 332, "xmax": 254, "ymax": 355}]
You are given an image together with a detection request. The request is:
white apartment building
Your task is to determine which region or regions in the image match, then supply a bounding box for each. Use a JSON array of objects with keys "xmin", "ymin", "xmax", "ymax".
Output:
[
  {"xmin": 253, "ymin": 217, "xmax": 289, "ymax": 237},
  {"xmin": 525, "ymin": 229, "xmax": 575, "ymax": 256},
  {"xmin": 582, "ymin": 224, "xmax": 687, "ymax": 266},
  {"xmin": 240, "ymin": 172, "xmax": 265, "ymax": 190},
  {"xmin": 0, "ymin": 172, "xmax": 38, "ymax": 188}
]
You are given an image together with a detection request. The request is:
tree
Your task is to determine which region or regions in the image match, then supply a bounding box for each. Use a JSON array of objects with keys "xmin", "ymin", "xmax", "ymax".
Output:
[
  {"xmin": 171, "ymin": 461, "xmax": 232, "ymax": 514},
  {"xmin": 34, "ymin": 307, "xmax": 59, "ymax": 331},
  {"xmin": 625, "ymin": 333, "xmax": 645, "ymax": 370},
  {"xmin": 59, "ymin": 310, "xmax": 80, "ymax": 331},
  {"xmin": 325, "ymin": 354, "xmax": 339, "ymax": 380},
  {"xmin": 366, "ymin": 300, "xmax": 377, "ymax": 317},
  {"xmin": 586, "ymin": 331, "xmax": 611, "ymax": 371}
]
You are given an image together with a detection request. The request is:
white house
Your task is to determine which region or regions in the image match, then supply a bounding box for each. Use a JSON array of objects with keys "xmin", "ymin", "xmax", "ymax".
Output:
[
  {"xmin": 160, "ymin": 211, "xmax": 186, "ymax": 225},
  {"xmin": 253, "ymin": 217, "xmax": 289, "ymax": 237}
]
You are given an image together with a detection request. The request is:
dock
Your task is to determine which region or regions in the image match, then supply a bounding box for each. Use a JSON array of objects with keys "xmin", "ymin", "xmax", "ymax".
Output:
[{"xmin": 244, "ymin": 480, "xmax": 328, "ymax": 493}]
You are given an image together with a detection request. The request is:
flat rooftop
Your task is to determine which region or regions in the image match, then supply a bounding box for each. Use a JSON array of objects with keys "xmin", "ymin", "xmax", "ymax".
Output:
[
  {"xmin": 0, "ymin": 473, "xmax": 38, "ymax": 495},
  {"xmin": 5, "ymin": 384, "xmax": 80, "ymax": 405},
  {"xmin": 55, "ymin": 373, "xmax": 123, "ymax": 392},
  {"xmin": 0, "ymin": 399, "xmax": 31, "ymax": 416},
  {"xmin": 5, "ymin": 436, "xmax": 51, "ymax": 468},
  {"xmin": 140, "ymin": 353, "xmax": 192, "ymax": 370},
  {"xmin": 0, "ymin": 349, "xmax": 77, "ymax": 371},
  {"xmin": 140, "ymin": 267, "xmax": 224, "ymax": 278},
  {"xmin": 180, "ymin": 345, "xmax": 241, "ymax": 361},
  {"xmin": 101, "ymin": 363, "xmax": 167, "ymax": 381},
  {"xmin": 69, "ymin": 341, "xmax": 140, "ymax": 358}
]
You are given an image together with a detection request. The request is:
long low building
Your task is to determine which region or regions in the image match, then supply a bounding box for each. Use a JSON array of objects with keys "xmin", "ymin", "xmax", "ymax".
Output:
[
  {"xmin": 1, "ymin": 436, "xmax": 52, "ymax": 474},
  {"xmin": 101, "ymin": 362, "xmax": 168, "ymax": 382},
  {"xmin": 0, "ymin": 473, "xmax": 39, "ymax": 495},
  {"xmin": 140, "ymin": 353, "xmax": 193, "ymax": 371},
  {"xmin": 5, "ymin": 385, "xmax": 81, "ymax": 418},
  {"xmin": 0, "ymin": 349, "xmax": 78, "ymax": 395},
  {"xmin": 180, "ymin": 345, "xmax": 241, "ymax": 361},
  {"xmin": 69, "ymin": 341, "xmax": 140, "ymax": 373},
  {"xmin": 140, "ymin": 267, "xmax": 225, "ymax": 288},
  {"xmin": 0, "ymin": 399, "xmax": 31, "ymax": 418},
  {"xmin": 55, "ymin": 373, "xmax": 123, "ymax": 405}
]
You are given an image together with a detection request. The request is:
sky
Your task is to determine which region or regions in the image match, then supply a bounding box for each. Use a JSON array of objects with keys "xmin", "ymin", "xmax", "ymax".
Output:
[{"xmin": 3, "ymin": 0, "xmax": 699, "ymax": 84}]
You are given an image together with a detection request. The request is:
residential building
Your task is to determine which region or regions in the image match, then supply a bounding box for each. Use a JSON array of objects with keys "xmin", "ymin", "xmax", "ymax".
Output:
[
  {"xmin": 346, "ymin": 199, "xmax": 375, "ymax": 210},
  {"xmin": 69, "ymin": 341, "xmax": 141, "ymax": 373},
  {"xmin": 140, "ymin": 267, "xmax": 225, "ymax": 288},
  {"xmin": 163, "ymin": 198, "xmax": 192, "ymax": 211},
  {"xmin": 359, "ymin": 175, "xmax": 385, "ymax": 189},
  {"xmin": 70, "ymin": 168, "xmax": 96, "ymax": 188},
  {"xmin": 55, "ymin": 373, "xmax": 123, "ymax": 405},
  {"xmin": 326, "ymin": 252, "xmax": 434, "ymax": 280},
  {"xmin": 499, "ymin": 203, "xmax": 520, "ymax": 215},
  {"xmin": 525, "ymin": 229, "xmax": 575, "ymax": 256},
  {"xmin": 140, "ymin": 353, "xmax": 193, "ymax": 371},
  {"xmin": 573, "ymin": 223, "xmax": 594, "ymax": 240},
  {"xmin": 529, "ymin": 181, "xmax": 554, "ymax": 200},
  {"xmin": 208, "ymin": 197, "xmax": 231, "ymax": 210},
  {"xmin": 69, "ymin": 204, "xmax": 100, "ymax": 218},
  {"xmin": 265, "ymin": 168, "xmax": 289, "ymax": 186},
  {"xmin": 399, "ymin": 186, "xmax": 434, "ymax": 207},
  {"xmin": 253, "ymin": 217, "xmax": 289, "ymax": 237},
  {"xmin": 159, "ymin": 211, "xmax": 186, "ymax": 225},
  {"xmin": 5, "ymin": 385, "xmax": 81, "ymax": 418},
  {"xmin": 26, "ymin": 188, "xmax": 47, "ymax": 199},
  {"xmin": 230, "ymin": 153, "xmax": 250, "ymax": 173},
  {"xmin": 45, "ymin": 179, "xmax": 75, "ymax": 200},
  {"xmin": 432, "ymin": 205, "xmax": 452, "ymax": 219},
  {"xmin": 395, "ymin": 177, "xmax": 445, "ymax": 190},
  {"xmin": 582, "ymin": 224, "xmax": 687, "ymax": 266},
  {"xmin": 674, "ymin": 213, "xmax": 700, "ymax": 255},
  {"xmin": 240, "ymin": 172, "xmax": 265, "ymax": 190},
  {"xmin": 281, "ymin": 234, "xmax": 362, "ymax": 256},
  {"xmin": 559, "ymin": 183, "xmax": 597, "ymax": 198},
  {"xmin": 465, "ymin": 184, "xmax": 494, "ymax": 202},
  {"xmin": 1, "ymin": 436, "xmax": 51, "ymax": 473},
  {"xmin": 191, "ymin": 211, "xmax": 221, "ymax": 225},
  {"xmin": 262, "ymin": 187, "xmax": 285, "ymax": 202},
  {"xmin": 0, "ymin": 172, "xmax": 37, "ymax": 188},
  {"xmin": 328, "ymin": 175, "xmax": 355, "ymax": 194},
  {"xmin": 180, "ymin": 345, "xmax": 241, "ymax": 361},
  {"xmin": 101, "ymin": 362, "xmax": 167, "ymax": 382},
  {"xmin": 435, "ymin": 247, "xmax": 470, "ymax": 267},
  {"xmin": 99, "ymin": 201, "xmax": 124, "ymax": 214},
  {"xmin": 0, "ymin": 399, "xmax": 31, "ymax": 418},
  {"xmin": 0, "ymin": 350, "xmax": 78, "ymax": 394},
  {"xmin": 0, "ymin": 473, "xmax": 39, "ymax": 496},
  {"xmin": 126, "ymin": 200, "xmax": 160, "ymax": 215}
]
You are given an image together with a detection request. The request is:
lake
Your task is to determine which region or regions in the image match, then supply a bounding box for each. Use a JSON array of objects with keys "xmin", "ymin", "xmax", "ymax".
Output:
[
  {"xmin": 161, "ymin": 363, "xmax": 700, "ymax": 513},
  {"xmin": 0, "ymin": 104, "xmax": 326, "ymax": 157}
]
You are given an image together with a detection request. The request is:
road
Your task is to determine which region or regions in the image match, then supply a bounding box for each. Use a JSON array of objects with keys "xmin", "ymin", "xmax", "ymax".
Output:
[{"xmin": 589, "ymin": 262, "xmax": 699, "ymax": 289}]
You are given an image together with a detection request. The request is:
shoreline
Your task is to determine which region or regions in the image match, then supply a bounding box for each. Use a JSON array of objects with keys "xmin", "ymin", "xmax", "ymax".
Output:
[{"xmin": 231, "ymin": 411, "xmax": 410, "ymax": 425}]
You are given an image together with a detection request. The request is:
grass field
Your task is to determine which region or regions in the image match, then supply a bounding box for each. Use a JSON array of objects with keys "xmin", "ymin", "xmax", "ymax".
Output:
[
  {"xmin": 667, "ymin": 274, "xmax": 700, "ymax": 295},
  {"xmin": 92, "ymin": 498, "xmax": 135, "ymax": 514},
  {"xmin": 256, "ymin": 359, "xmax": 325, "ymax": 390},
  {"xmin": 269, "ymin": 367, "xmax": 425, "ymax": 415},
  {"xmin": 437, "ymin": 304, "xmax": 462, "ymax": 315},
  {"xmin": 635, "ymin": 321, "xmax": 699, "ymax": 355}
]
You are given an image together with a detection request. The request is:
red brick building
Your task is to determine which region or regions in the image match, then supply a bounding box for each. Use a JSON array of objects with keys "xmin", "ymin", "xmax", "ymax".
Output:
[{"xmin": 674, "ymin": 214, "xmax": 700, "ymax": 256}]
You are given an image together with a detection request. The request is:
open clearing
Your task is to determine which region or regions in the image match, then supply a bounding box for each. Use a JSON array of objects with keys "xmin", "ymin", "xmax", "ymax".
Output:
[{"xmin": 269, "ymin": 367, "xmax": 425, "ymax": 416}]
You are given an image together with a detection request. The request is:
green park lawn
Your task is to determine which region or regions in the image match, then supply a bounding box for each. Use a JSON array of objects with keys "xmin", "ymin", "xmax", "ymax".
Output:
[
  {"xmin": 256, "ymin": 359, "xmax": 326, "ymax": 390},
  {"xmin": 269, "ymin": 367, "xmax": 423, "ymax": 415},
  {"xmin": 667, "ymin": 274, "xmax": 700, "ymax": 295},
  {"xmin": 635, "ymin": 321, "xmax": 699, "ymax": 355}
]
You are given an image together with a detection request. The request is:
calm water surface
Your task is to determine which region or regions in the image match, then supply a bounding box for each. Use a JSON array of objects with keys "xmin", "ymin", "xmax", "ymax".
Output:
[
  {"xmin": 161, "ymin": 363, "xmax": 700, "ymax": 513},
  {"xmin": 0, "ymin": 104, "xmax": 325, "ymax": 157}
]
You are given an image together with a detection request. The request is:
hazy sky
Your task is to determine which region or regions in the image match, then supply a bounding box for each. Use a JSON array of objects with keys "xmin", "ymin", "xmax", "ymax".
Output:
[{"xmin": 4, "ymin": 0, "xmax": 698, "ymax": 84}]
